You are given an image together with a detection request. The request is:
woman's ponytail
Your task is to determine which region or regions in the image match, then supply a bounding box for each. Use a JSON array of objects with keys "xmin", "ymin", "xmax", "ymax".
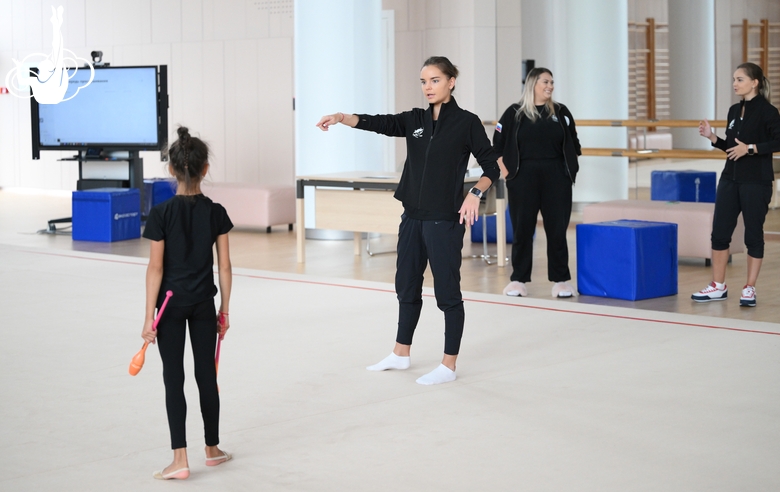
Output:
[{"xmin": 761, "ymin": 76, "xmax": 771, "ymax": 101}]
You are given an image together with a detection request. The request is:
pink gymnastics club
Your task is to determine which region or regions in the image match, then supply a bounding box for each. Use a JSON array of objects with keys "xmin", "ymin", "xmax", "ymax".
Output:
[
  {"xmin": 128, "ymin": 290, "xmax": 173, "ymax": 376},
  {"xmin": 215, "ymin": 312, "xmax": 226, "ymax": 391}
]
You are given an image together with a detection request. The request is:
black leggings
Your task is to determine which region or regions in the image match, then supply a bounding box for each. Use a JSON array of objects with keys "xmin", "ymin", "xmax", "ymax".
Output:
[
  {"xmin": 156, "ymin": 299, "xmax": 220, "ymax": 450},
  {"xmin": 507, "ymin": 158, "xmax": 573, "ymax": 283},
  {"xmin": 395, "ymin": 215, "xmax": 465, "ymax": 355},
  {"xmin": 711, "ymin": 177, "xmax": 772, "ymax": 258}
]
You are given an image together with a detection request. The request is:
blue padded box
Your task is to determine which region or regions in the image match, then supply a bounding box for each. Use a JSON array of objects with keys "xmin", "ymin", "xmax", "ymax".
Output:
[
  {"xmin": 143, "ymin": 178, "xmax": 177, "ymax": 216},
  {"xmin": 576, "ymin": 220, "xmax": 678, "ymax": 301},
  {"xmin": 471, "ymin": 208, "xmax": 513, "ymax": 243},
  {"xmin": 72, "ymin": 188, "xmax": 141, "ymax": 242},
  {"xmin": 651, "ymin": 170, "xmax": 716, "ymax": 203}
]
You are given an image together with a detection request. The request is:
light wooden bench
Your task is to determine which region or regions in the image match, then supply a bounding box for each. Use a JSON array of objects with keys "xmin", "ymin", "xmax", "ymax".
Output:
[
  {"xmin": 582, "ymin": 199, "xmax": 744, "ymax": 264},
  {"xmin": 201, "ymin": 182, "xmax": 295, "ymax": 232}
]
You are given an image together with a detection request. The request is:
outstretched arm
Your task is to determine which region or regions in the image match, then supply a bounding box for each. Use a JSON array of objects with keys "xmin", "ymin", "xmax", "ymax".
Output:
[{"xmin": 316, "ymin": 112, "xmax": 358, "ymax": 131}]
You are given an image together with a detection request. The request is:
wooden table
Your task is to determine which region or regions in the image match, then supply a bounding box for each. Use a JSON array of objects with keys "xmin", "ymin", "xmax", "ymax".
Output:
[{"xmin": 295, "ymin": 171, "xmax": 506, "ymax": 265}]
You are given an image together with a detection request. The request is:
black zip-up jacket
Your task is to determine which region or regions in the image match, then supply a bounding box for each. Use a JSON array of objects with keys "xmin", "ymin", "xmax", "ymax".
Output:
[
  {"xmin": 713, "ymin": 94, "xmax": 780, "ymax": 182},
  {"xmin": 492, "ymin": 102, "xmax": 581, "ymax": 183},
  {"xmin": 355, "ymin": 97, "xmax": 500, "ymax": 221}
]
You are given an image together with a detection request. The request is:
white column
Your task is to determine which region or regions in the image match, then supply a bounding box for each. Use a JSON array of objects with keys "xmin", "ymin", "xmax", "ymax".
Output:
[
  {"xmin": 668, "ymin": 0, "xmax": 716, "ymax": 149},
  {"xmin": 294, "ymin": 0, "xmax": 383, "ymax": 228},
  {"xmin": 550, "ymin": 0, "xmax": 630, "ymax": 203},
  {"xmin": 714, "ymin": 0, "xmax": 733, "ymax": 121}
]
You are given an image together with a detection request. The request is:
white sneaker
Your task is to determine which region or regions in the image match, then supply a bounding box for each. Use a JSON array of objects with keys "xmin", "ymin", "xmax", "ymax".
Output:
[
  {"xmin": 691, "ymin": 282, "xmax": 728, "ymax": 302},
  {"xmin": 503, "ymin": 281, "xmax": 527, "ymax": 297},
  {"xmin": 552, "ymin": 282, "xmax": 575, "ymax": 298},
  {"xmin": 740, "ymin": 285, "xmax": 756, "ymax": 307}
]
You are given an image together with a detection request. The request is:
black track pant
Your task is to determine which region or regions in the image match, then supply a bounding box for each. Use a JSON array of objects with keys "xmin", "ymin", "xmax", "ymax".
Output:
[
  {"xmin": 395, "ymin": 215, "xmax": 465, "ymax": 355},
  {"xmin": 156, "ymin": 299, "xmax": 220, "ymax": 450},
  {"xmin": 507, "ymin": 158, "xmax": 573, "ymax": 283},
  {"xmin": 711, "ymin": 176, "xmax": 772, "ymax": 258}
]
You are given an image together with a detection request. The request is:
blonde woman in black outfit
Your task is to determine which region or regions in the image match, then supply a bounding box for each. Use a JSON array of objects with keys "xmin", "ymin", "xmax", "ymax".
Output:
[
  {"xmin": 316, "ymin": 56, "xmax": 500, "ymax": 385},
  {"xmin": 692, "ymin": 63, "xmax": 780, "ymax": 307},
  {"xmin": 493, "ymin": 67, "xmax": 581, "ymax": 298}
]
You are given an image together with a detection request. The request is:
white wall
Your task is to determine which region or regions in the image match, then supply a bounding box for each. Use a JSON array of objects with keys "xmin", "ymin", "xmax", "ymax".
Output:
[
  {"xmin": 3, "ymin": 0, "xmax": 777, "ymax": 192},
  {"xmin": 0, "ymin": 0, "xmax": 295, "ymax": 190}
]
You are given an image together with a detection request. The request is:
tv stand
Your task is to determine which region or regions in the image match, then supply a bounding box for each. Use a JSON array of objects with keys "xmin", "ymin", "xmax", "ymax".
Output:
[{"xmin": 43, "ymin": 150, "xmax": 146, "ymax": 233}]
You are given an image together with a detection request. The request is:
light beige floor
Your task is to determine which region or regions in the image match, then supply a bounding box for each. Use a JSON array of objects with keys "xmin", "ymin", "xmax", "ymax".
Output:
[
  {"xmin": 1, "ymin": 187, "xmax": 779, "ymax": 490},
  {"xmin": 0, "ymin": 244, "xmax": 778, "ymax": 491},
  {"xmin": 2, "ymin": 187, "xmax": 778, "ymax": 323}
]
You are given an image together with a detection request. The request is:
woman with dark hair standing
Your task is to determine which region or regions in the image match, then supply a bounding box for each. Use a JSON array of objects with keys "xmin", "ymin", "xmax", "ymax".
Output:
[
  {"xmin": 692, "ymin": 63, "xmax": 780, "ymax": 307},
  {"xmin": 492, "ymin": 67, "xmax": 581, "ymax": 298},
  {"xmin": 316, "ymin": 56, "xmax": 500, "ymax": 385}
]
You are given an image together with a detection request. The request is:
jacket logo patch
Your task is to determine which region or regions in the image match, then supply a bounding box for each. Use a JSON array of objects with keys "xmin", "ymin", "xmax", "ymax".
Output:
[
  {"xmin": 413, "ymin": 127, "xmax": 424, "ymax": 138},
  {"xmin": 551, "ymin": 115, "xmax": 559, "ymax": 122},
  {"xmin": 564, "ymin": 115, "xmax": 570, "ymax": 125},
  {"xmin": 728, "ymin": 119, "xmax": 734, "ymax": 130},
  {"xmin": 496, "ymin": 123, "xmax": 502, "ymax": 133}
]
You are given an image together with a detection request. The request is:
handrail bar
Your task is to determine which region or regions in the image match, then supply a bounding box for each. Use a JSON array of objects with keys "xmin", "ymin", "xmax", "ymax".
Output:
[
  {"xmin": 581, "ymin": 148, "xmax": 725, "ymax": 159},
  {"xmin": 482, "ymin": 119, "xmax": 727, "ymax": 128}
]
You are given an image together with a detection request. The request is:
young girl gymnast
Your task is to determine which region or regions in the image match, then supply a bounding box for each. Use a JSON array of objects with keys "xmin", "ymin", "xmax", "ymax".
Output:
[{"xmin": 141, "ymin": 126, "xmax": 234, "ymax": 480}]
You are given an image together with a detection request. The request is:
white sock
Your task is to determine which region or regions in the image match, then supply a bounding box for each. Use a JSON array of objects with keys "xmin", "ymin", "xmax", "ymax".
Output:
[
  {"xmin": 415, "ymin": 364, "xmax": 456, "ymax": 385},
  {"xmin": 366, "ymin": 353, "xmax": 410, "ymax": 371},
  {"xmin": 715, "ymin": 281, "xmax": 725, "ymax": 290}
]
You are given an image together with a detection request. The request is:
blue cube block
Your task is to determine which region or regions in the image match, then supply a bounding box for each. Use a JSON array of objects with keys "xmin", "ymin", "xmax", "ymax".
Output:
[
  {"xmin": 72, "ymin": 188, "xmax": 141, "ymax": 242},
  {"xmin": 651, "ymin": 170, "xmax": 716, "ymax": 203},
  {"xmin": 576, "ymin": 220, "xmax": 678, "ymax": 301},
  {"xmin": 143, "ymin": 178, "xmax": 177, "ymax": 216},
  {"xmin": 471, "ymin": 208, "xmax": 513, "ymax": 243}
]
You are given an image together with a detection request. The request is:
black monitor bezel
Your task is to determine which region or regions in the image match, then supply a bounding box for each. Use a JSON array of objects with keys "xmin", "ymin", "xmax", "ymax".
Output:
[{"xmin": 30, "ymin": 64, "xmax": 168, "ymax": 159}]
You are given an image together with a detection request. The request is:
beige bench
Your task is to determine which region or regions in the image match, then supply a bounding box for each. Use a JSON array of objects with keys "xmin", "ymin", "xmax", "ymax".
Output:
[
  {"xmin": 582, "ymin": 200, "xmax": 744, "ymax": 264},
  {"xmin": 201, "ymin": 182, "xmax": 295, "ymax": 232},
  {"xmin": 629, "ymin": 131, "xmax": 673, "ymax": 150}
]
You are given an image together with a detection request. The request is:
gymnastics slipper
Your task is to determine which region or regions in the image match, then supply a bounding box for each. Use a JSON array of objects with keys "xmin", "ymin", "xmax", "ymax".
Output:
[
  {"xmin": 205, "ymin": 451, "xmax": 232, "ymax": 466},
  {"xmin": 152, "ymin": 467, "xmax": 189, "ymax": 480}
]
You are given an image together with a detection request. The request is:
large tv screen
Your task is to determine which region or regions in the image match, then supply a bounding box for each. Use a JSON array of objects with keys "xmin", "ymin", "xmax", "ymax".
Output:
[{"xmin": 30, "ymin": 65, "xmax": 168, "ymax": 158}]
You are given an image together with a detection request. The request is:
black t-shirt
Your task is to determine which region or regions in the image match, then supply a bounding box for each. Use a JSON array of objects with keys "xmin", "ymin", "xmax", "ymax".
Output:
[
  {"xmin": 143, "ymin": 194, "xmax": 233, "ymax": 307},
  {"xmin": 518, "ymin": 105, "xmax": 564, "ymax": 160}
]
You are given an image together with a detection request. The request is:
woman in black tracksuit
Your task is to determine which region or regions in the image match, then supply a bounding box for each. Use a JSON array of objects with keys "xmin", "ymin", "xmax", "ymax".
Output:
[
  {"xmin": 692, "ymin": 62, "xmax": 780, "ymax": 307},
  {"xmin": 492, "ymin": 67, "xmax": 581, "ymax": 299},
  {"xmin": 316, "ymin": 56, "xmax": 500, "ymax": 385}
]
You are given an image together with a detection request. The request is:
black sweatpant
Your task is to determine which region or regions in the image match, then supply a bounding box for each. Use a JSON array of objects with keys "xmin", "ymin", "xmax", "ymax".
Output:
[
  {"xmin": 507, "ymin": 158, "xmax": 573, "ymax": 283},
  {"xmin": 395, "ymin": 215, "xmax": 465, "ymax": 355},
  {"xmin": 156, "ymin": 298, "xmax": 220, "ymax": 450},
  {"xmin": 711, "ymin": 176, "xmax": 772, "ymax": 258}
]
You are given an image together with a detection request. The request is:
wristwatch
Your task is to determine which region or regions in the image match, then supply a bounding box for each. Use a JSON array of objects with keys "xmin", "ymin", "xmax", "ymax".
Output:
[
  {"xmin": 468, "ymin": 187, "xmax": 484, "ymax": 199},
  {"xmin": 747, "ymin": 144, "xmax": 755, "ymax": 155}
]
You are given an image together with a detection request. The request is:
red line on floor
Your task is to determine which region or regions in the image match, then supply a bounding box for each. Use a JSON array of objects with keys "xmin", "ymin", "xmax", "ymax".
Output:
[
  {"xmin": 19, "ymin": 248, "xmax": 779, "ymax": 337},
  {"xmin": 234, "ymin": 272, "xmax": 780, "ymax": 337}
]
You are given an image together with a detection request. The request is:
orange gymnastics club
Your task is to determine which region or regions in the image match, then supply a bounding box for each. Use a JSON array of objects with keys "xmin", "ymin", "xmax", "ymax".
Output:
[{"xmin": 129, "ymin": 290, "xmax": 173, "ymax": 376}]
